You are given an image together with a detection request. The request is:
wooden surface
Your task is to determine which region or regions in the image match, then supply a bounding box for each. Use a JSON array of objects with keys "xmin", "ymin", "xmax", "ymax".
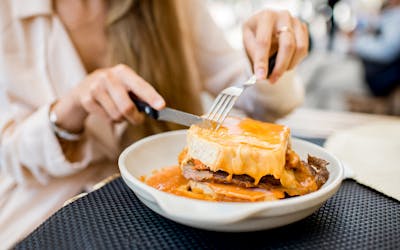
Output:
[{"xmin": 278, "ymin": 108, "xmax": 400, "ymax": 138}]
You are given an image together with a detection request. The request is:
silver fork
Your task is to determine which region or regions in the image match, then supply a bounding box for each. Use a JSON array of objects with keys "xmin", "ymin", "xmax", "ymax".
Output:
[
  {"xmin": 205, "ymin": 54, "xmax": 277, "ymax": 129},
  {"xmin": 206, "ymin": 75, "xmax": 257, "ymax": 129}
]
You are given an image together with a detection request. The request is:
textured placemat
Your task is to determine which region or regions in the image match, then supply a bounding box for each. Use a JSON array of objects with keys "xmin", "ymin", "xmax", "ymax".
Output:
[
  {"xmin": 15, "ymin": 138, "xmax": 400, "ymax": 250},
  {"xmin": 15, "ymin": 178, "xmax": 400, "ymax": 250}
]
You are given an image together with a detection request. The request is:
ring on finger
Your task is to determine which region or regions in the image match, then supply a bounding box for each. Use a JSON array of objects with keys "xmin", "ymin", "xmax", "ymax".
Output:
[{"xmin": 276, "ymin": 25, "xmax": 293, "ymax": 36}]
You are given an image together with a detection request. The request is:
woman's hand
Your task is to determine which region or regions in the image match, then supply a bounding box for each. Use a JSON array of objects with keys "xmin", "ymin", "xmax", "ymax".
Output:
[
  {"xmin": 53, "ymin": 64, "xmax": 165, "ymax": 133},
  {"xmin": 243, "ymin": 10, "xmax": 309, "ymax": 83}
]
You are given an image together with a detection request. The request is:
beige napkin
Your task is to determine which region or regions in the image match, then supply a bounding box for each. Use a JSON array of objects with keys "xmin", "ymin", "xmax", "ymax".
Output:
[{"xmin": 324, "ymin": 121, "xmax": 400, "ymax": 201}]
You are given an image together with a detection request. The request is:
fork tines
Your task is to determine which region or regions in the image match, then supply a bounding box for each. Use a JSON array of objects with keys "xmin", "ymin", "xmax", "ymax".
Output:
[
  {"xmin": 206, "ymin": 75, "xmax": 256, "ymax": 129},
  {"xmin": 206, "ymin": 92, "xmax": 238, "ymax": 129}
]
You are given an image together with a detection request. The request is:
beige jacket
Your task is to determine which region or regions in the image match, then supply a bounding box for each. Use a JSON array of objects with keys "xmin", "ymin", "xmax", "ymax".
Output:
[{"xmin": 0, "ymin": 0, "xmax": 304, "ymax": 247}]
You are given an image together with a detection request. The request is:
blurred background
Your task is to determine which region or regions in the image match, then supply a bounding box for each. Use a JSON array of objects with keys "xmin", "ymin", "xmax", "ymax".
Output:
[{"xmin": 206, "ymin": 0, "xmax": 400, "ymax": 116}]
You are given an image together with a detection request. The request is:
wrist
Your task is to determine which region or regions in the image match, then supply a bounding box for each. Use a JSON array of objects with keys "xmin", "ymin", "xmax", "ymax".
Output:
[
  {"xmin": 49, "ymin": 107, "xmax": 83, "ymax": 141},
  {"xmin": 52, "ymin": 95, "xmax": 88, "ymax": 133}
]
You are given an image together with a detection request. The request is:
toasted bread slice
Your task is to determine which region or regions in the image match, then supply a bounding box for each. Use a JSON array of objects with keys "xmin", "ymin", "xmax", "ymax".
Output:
[{"xmin": 182, "ymin": 117, "xmax": 291, "ymax": 185}]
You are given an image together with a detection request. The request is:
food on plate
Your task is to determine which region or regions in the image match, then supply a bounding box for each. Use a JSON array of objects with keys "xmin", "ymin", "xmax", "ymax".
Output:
[{"xmin": 145, "ymin": 117, "xmax": 329, "ymax": 202}]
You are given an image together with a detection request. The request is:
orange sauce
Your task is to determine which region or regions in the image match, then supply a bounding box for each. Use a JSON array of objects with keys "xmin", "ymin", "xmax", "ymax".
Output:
[
  {"xmin": 144, "ymin": 166, "xmax": 285, "ymax": 202},
  {"xmin": 144, "ymin": 166, "xmax": 188, "ymax": 196},
  {"xmin": 144, "ymin": 166, "xmax": 217, "ymax": 201}
]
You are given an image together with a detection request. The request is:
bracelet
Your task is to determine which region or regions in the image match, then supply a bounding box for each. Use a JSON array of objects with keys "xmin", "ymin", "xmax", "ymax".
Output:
[{"xmin": 49, "ymin": 102, "xmax": 83, "ymax": 141}]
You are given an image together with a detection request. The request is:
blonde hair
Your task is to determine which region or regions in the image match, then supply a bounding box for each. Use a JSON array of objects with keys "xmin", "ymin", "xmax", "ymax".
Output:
[{"xmin": 106, "ymin": 0, "xmax": 203, "ymax": 140}]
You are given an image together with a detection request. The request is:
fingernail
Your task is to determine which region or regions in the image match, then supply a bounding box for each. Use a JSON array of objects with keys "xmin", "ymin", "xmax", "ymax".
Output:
[
  {"xmin": 256, "ymin": 68, "xmax": 266, "ymax": 80},
  {"xmin": 270, "ymin": 75, "xmax": 279, "ymax": 84},
  {"xmin": 153, "ymin": 99, "xmax": 165, "ymax": 109}
]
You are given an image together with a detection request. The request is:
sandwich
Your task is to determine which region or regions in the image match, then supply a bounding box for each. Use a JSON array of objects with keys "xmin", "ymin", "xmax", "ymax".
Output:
[
  {"xmin": 177, "ymin": 117, "xmax": 329, "ymax": 202},
  {"xmin": 145, "ymin": 117, "xmax": 329, "ymax": 202}
]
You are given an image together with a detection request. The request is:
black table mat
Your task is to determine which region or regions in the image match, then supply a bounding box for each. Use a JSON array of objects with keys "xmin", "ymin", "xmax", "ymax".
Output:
[{"xmin": 16, "ymin": 139, "xmax": 400, "ymax": 250}]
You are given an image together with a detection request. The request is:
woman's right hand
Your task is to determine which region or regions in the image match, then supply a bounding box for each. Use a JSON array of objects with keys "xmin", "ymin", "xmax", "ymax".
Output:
[{"xmin": 53, "ymin": 64, "xmax": 165, "ymax": 133}]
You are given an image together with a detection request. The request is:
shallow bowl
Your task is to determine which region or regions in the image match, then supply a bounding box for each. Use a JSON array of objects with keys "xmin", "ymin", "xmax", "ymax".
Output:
[{"xmin": 119, "ymin": 130, "xmax": 344, "ymax": 232}]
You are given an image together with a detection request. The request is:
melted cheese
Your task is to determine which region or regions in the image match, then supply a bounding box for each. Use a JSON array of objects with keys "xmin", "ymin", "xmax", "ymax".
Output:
[
  {"xmin": 185, "ymin": 117, "xmax": 290, "ymax": 184},
  {"xmin": 144, "ymin": 117, "xmax": 326, "ymax": 202}
]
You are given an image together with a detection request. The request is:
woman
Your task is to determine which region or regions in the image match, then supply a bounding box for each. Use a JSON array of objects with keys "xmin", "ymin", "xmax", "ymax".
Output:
[{"xmin": 0, "ymin": 0, "xmax": 308, "ymax": 246}]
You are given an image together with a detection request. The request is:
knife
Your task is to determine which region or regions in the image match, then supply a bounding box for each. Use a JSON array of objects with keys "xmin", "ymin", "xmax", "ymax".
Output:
[
  {"xmin": 128, "ymin": 54, "xmax": 277, "ymax": 127},
  {"xmin": 129, "ymin": 93, "xmax": 205, "ymax": 127}
]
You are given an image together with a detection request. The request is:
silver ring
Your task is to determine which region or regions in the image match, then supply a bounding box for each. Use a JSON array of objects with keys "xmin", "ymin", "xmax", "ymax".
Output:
[{"xmin": 276, "ymin": 25, "xmax": 293, "ymax": 35}]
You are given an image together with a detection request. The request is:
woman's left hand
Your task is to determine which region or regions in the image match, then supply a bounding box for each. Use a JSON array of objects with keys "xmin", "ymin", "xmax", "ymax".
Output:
[{"xmin": 243, "ymin": 10, "xmax": 309, "ymax": 83}]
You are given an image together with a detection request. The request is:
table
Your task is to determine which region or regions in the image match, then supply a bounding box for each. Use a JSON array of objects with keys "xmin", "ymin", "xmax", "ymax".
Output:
[
  {"xmin": 278, "ymin": 107, "xmax": 400, "ymax": 138},
  {"xmin": 15, "ymin": 136, "xmax": 400, "ymax": 250}
]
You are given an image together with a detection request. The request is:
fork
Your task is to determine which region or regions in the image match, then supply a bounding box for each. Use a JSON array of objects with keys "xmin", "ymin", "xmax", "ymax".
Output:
[{"xmin": 206, "ymin": 54, "xmax": 277, "ymax": 129}]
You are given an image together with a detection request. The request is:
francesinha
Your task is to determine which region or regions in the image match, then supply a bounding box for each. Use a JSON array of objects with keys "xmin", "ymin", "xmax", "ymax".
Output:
[{"xmin": 177, "ymin": 117, "xmax": 329, "ymax": 201}]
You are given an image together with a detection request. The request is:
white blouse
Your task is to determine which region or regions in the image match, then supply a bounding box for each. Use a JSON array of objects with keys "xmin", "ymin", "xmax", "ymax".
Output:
[{"xmin": 0, "ymin": 0, "xmax": 304, "ymax": 247}]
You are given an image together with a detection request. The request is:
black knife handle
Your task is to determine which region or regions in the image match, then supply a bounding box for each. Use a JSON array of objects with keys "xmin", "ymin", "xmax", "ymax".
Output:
[
  {"xmin": 267, "ymin": 53, "xmax": 277, "ymax": 78},
  {"xmin": 129, "ymin": 92, "xmax": 159, "ymax": 119}
]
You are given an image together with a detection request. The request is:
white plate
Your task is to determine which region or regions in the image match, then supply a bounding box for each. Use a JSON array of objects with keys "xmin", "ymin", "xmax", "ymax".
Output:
[{"xmin": 119, "ymin": 130, "xmax": 344, "ymax": 232}]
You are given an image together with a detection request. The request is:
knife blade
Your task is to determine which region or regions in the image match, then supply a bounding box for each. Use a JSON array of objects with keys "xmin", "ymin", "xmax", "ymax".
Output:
[
  {"xmin": 157, "ymin": 107, "xmax": 204, "ymax": 127},
  {"xmin": 129, "ymin": 93, "xmax": 205, "ymax": 127}
]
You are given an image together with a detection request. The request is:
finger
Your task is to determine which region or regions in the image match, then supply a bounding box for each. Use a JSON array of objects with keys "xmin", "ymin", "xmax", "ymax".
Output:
[
  {"xmin": 253, "ymin": 13, "xmax": 275, "ymax": 80},
  {"xmin": 112, "ymin": 64, "xmax": 165, "ymax": 110},
  {"xmin": 80, "ymin": 94, "xmax": 109, "ymax": 121},
  {"xmin": 243, "ymin": 25, "xmax": 256, "ymax": 66},
  {"xmin": 94, "ymin": 86, "xmax": 124, "ymax": 122},
  {"xmin": 287, "ymin": 19, "xmax": 309, "ymax": 70},
  {"xmin": 243, "ymin": 14, "xmax": 260, "ymax": 62},
  {"xmin": 269, "ymin": 12, "xmax": 296, "ymax": 83},
  {"xmin": 104, "ymin": 71, "xmax": 144, "ymax": 125}
]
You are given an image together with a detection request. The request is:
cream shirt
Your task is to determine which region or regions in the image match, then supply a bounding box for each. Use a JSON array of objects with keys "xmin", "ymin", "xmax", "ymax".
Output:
[{"xmin": 0, "ymin": 0, "xmax": 304, "ymax": 247}]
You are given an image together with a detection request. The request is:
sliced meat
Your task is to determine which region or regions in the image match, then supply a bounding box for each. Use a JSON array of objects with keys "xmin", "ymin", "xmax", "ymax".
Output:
[
  {"xmin": 182, "ymin": 164, "xmax": 252, "ymax": 188},
  {"xmin": 181, "ymin": 166, "xmax": 213, "ymax": 181},
  {"xmin": 307, "ymin": 155, "xmax": 329, "ymax": 187},
  {"xmin": 260, "ymin": 175, "xmax": 281, "ymax": 186},
  {"xmin": 291, "ymin": 154, "xmax": 329, "ymax": 189},
  {"xmin": 186, "ymin": 159, "xmax": 210, "ymax": 171},
  {"xmin": 181, "ymin": 164, "xmax": 281, "ymax": 188},
  {"xmin": 182, "ymin": 154, "xmax": 329, "ymax": 190},
  {"xmin": 308, "ymin": 155, "xmax": 329, "ymax": 169}
]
